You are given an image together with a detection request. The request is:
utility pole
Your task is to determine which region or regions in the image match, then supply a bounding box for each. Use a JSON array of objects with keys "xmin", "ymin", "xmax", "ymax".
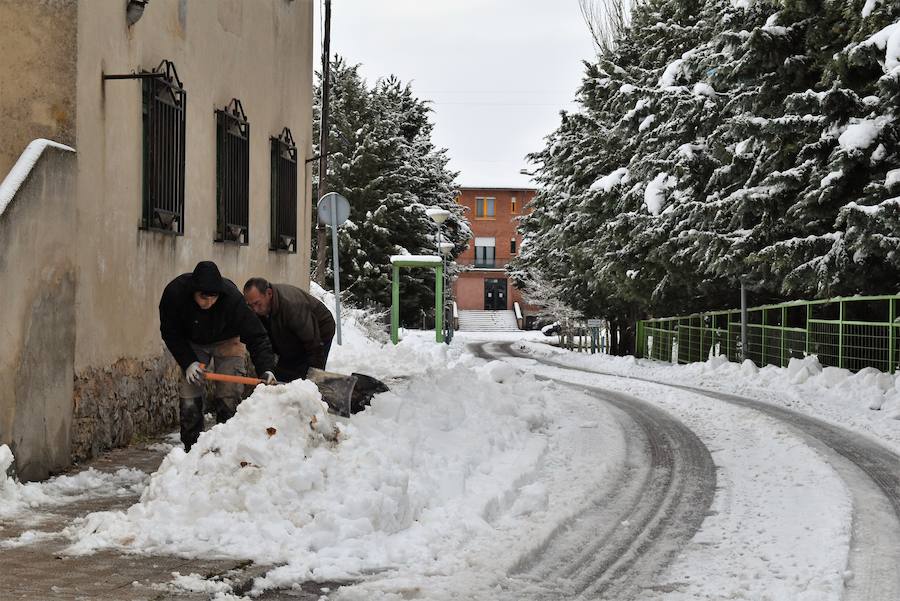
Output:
[{"xmin": 314, "ymin": 0, "xmax": 332, "ymax": 285}]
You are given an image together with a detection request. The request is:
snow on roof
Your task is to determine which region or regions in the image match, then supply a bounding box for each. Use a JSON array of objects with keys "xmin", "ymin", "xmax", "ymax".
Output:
[
  {"xmin": 0, "ymin": 139, "xmax": 75, "ymax": 219},
  {"xmin": 389, "ymin": 254, "xmax": 442, "ymax": 265},
  {"xmin": 457, "ymin": 186, "xmax": 538, "ymax": 192}
]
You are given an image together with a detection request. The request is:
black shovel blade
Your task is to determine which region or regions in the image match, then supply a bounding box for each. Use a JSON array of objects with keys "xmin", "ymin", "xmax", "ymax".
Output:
[{"xmin": 349, "ymin": 373, "xmax": 390, "ymax": 414}]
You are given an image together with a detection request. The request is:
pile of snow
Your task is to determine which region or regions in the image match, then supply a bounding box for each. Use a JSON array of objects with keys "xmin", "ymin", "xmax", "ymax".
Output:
[
  {"xmin": 57, "ymin": 301, "xmax": 573, "ymax": 596},
  {"xmin": 0, "ymin": 444, "xmax": 146, "ymax": 519}
]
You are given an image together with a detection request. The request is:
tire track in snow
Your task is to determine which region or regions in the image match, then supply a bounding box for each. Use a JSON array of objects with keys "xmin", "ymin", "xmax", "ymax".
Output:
[
  {"xmin": 470, "ymin": 342, "xmax": 716, "ymax": 600},
  {"xmin": 495, "ymin": 341, "xmax": 900, "ymax": 601}
]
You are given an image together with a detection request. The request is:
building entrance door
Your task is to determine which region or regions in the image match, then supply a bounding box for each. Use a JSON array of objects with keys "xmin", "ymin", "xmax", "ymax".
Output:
[{"xmin": 484, "ymin": 278, "xmax": 507, "ymax": 310}]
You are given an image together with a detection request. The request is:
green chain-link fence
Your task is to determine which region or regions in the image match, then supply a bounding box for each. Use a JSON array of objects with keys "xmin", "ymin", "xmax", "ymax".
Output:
[{"xmin": 636, "ymin": 295, "xmax": 900, "ymax": 373}]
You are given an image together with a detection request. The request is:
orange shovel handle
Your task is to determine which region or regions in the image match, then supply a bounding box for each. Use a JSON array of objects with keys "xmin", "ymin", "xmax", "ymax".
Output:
[
  {"xmin": 198, "ymin": 363, "xmax": 265, "ymax": 386},
  {"xmin": 204, "ymin": 372, "xmax": 265, "ymax": 386}
]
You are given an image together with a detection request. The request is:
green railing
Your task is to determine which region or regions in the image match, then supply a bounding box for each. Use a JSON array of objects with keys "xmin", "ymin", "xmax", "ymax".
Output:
[{"xmin": 635, "ymin": 295, "xmax": 900, "ymax": 373}]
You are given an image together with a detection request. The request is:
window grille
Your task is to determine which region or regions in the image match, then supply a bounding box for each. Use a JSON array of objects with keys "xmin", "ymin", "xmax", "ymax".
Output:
[
  {"xmin": 215, "ymin": 99, "xmax": 250, "ymax": 245},
  {"xmin": 141, "ymin": 60, "xmax": 186, "ymax": 234},
  {"xmin": 270, "ymin": 127, "xmax": 297, "ymax": 252}
]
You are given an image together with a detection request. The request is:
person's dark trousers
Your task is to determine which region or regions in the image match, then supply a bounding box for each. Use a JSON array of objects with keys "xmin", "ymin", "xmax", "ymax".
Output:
[
  {"xmin": 321, "ymin": 338, "xmax": 333, "ymax": 369},
  {"xmin": 214, "ymin": 398, "xmax": 236, "ymax": 424},
  {"xmin": 274, "ymin": 362, "xmax": 308, "ymax": 383},
  {"xmin": 180, "ymin": 397, "xmax": 203, "ymax": 452}
]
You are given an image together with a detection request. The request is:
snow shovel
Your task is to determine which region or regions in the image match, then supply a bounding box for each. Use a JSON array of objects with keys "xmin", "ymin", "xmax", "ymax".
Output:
[
  {"xmin": 203, "ymin": 368, "xmax": 387, "ymax": 418},
  {"xmin": 307, "ymin": 368, "xmax": 389, "ymax": 416}
]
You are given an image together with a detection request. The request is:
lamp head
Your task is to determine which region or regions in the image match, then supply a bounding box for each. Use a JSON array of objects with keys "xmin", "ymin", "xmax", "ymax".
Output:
[{"xmin": 426, "ymin": 207, "xmax": 451, "ymax": 224}]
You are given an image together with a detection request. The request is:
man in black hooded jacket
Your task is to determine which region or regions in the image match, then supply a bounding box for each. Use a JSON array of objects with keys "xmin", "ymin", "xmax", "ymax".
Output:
[{"xmin": 159, "ymin": 261, "xmax": 276, "ymax": 451}]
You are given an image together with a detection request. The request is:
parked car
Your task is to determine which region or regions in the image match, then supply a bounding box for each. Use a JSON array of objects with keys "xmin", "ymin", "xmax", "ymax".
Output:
[{"xmin": 541, "ymin": 321, "xmax": 561, "ymax": 336}]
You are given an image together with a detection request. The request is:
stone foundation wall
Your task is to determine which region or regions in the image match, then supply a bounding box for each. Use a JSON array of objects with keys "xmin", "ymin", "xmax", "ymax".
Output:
[{"xmin": 71, "ymin": 356, "xmax": 181, "ymax": 463}]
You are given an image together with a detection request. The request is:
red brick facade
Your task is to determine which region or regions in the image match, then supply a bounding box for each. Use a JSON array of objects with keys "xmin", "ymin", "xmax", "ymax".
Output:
[{"xmin": 452, "ymin": 187, "xmax": 537, "ymax": 317}]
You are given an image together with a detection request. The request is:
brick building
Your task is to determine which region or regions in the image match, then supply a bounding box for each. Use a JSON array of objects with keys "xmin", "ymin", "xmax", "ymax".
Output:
[{"xmin": 452, "ymin": 187, "xmax": 537, "ymax": 322}]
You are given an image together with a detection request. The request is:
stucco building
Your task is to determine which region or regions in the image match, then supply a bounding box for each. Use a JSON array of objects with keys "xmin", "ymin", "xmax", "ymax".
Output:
[
  {"xmin": 453, "ymin": 187, "xmax": 537, "ymax": 322},
  {"xmin": 0, "ymin": 0, "xmax": 314, "ymax": 480}
]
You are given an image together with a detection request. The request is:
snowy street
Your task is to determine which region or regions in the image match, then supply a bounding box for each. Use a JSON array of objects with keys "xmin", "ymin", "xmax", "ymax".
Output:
[
  {"xmin": 4, "ymin": 313, "xmax": 900, "ymax": 600},
  {"xmin": 4, "ymin": 1, "xmax": 900, "ymax": 599},
  {"xmin": 482, "ymin": 339, "xmax": 900, "ymax": 601}
]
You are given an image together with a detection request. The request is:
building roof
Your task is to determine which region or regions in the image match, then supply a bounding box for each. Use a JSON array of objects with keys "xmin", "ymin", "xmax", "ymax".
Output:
[{"xmin": 458, "ymin": 186, "xmax": 538, "ymax": 192}]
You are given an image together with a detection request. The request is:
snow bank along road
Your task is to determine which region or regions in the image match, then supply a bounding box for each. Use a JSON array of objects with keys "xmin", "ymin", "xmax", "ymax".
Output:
[
  {"xmin": 482, "ymin": 340, "xmax": 900, "ymax": 601},
  {"xmin": 470, "ymin": 341, "xmax": 716, "ymax": 599}
]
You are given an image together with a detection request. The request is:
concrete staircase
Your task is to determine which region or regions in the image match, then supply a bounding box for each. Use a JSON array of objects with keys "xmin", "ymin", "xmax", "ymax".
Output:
[{"xmin": 458, "ymin": 310, "xmax": 520, "ymax": 332}]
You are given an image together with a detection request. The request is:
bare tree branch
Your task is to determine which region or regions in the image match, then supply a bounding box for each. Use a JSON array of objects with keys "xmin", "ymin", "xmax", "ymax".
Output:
[{"xmin": 578, "ymin": 0, "xmax": 634, "ymax": 53}]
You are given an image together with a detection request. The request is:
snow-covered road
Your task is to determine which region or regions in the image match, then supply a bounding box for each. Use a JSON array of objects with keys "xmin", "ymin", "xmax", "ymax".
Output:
[
  {"xmin": 471, "ymin": 341, "xmax": 718, "ymax": 600},
  {"xmin": 487, "ymin": 338, "xmax": 900, "ymax": 601},
  {"xmin": 4, "ymin": 317, "xmax": 900, "ymax": 600}
]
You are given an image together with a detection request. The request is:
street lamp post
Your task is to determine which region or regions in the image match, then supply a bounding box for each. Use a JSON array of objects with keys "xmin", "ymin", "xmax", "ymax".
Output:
[{"xmin": 426, "ymin": 208, "xmax": 452, "ymax": 342}]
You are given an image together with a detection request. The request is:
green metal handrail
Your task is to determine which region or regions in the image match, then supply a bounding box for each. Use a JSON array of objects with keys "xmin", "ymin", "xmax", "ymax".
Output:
[{"xmin": 636, "ymin": 295, "xmax": 900, "ymax": 373}]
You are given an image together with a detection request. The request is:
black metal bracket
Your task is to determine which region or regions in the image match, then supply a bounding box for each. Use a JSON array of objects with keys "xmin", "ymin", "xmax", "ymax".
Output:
[{"xmin": 103, "ymin": 71, "xmax": 167, "ymax": 81}]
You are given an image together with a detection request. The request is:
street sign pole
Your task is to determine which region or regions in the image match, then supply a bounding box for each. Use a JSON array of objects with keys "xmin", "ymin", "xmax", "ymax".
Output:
[
  {"xmin": 317, "ymin": 192, "xmax": 351, "ymax": 346},
  {"xmin": 330, "ymin": 198, "xmax": 342, "ymax": 345}
]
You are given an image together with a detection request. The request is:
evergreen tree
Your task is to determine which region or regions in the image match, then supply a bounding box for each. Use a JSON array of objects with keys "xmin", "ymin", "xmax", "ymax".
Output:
[
  {"xmin": 514, "ymin": 0, "xmax": 900, "ymax": 353},
  {"xmin": 313, "ymin": 57, "xmax": 470, "ymax": 325}
]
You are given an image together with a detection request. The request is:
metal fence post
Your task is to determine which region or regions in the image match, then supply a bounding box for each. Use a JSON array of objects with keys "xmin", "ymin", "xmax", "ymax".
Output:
[
  {"xmin": 637, "ymin": 321, "xmax": 644, "ymax": 357},
  {"xmin": 890, "ymin": 299, "xmax": 896, "ymax": 374},
  {"xmin": 726, "ymin": 313, "xmax": 732, "ymax": 359},
  {"xmin": 741, "ymin": 281, "xmax": 748, "ymax": 362},
  {"xmin": 781, "ymin": 306, "xmax": 786, "ymax": 367},
  {"xmin": 805, "ymin": 304, "xmax": 811, "ymax": 357},
  {"xmin": 838, "ymin": 300, "xmax": 844, "ymax": 369},
  {"xmin": 761, "ymin": 306, "xmax": 767, "ymax": 367}
]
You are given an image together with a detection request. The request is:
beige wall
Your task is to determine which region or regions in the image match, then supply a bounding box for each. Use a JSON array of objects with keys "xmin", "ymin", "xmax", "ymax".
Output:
[
  {"xmin": 0, "ymin": 0, "xmax": 313, "ymax": 477},
  {"xmin": 74, "ymin": 0, "xmax": 314, "ymax": 371},
  {"xmin": 0, "ymin": 0, "xmax": 77, "ymax": 181},
  {"xmin": 0, "ymin": 146, "xmax": 77, "ymax": 481}
]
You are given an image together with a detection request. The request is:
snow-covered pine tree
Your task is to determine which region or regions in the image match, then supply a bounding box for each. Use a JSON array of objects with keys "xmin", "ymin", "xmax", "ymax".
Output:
[
  {"xmin": 516, "ymin": 0, "xmax": 900, "ymax": 351},
  {"xmin": 313, "ymin": 57, "xmax": 470, "ymax": 324}
]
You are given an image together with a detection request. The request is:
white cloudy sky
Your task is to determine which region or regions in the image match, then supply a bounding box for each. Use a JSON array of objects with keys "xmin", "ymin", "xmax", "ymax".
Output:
[{"xmin": 313, "ymin": 0, "xmax": 597, "ymax": 188}]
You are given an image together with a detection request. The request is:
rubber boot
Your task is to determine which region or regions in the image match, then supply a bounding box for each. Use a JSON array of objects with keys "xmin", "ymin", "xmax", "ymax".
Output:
[{"xmin": 180, "ymin": 397, "xmax": 203, "ymax": 452}]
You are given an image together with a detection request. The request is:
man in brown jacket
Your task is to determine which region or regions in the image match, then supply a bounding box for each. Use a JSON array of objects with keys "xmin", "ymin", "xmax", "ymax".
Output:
[{"xmin": 243, "ymin": 278, "xmax": 336, "ymax": 382}]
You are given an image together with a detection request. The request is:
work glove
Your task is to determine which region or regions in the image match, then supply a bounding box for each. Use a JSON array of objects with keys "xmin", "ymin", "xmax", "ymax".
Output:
[
  {"xmin": 262, "ymin": 371, "xmax": 278, "ymax": 385},
  {"xmin": 185, "ymin": 361, "xmax": 205, "ymax": 385}
]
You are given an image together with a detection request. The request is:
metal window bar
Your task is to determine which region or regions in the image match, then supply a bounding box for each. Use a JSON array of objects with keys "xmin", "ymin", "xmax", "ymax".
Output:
[
  {"xmin": 215, "ymin": 99, "xmax": 250, "ymax": 245},
  {"xmin": 637, "ymin": 295, "xmax": 900, "ymax": 374},
  {"xmin": 270, "ymin": 128, "xmax": 297, "ymax": 253},
  {"xmin": 141, "ymin": 60, "xmax": 185, "ymax": 234}
]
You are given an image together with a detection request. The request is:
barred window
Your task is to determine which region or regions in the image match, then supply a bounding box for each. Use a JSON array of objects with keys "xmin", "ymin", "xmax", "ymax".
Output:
[
  {"xmin": 141, "ymin": 60, "xmax": 186, "ymax": 234},
  {"xmin": 215, "ymin": 99, "xmax": 250, "ymax": 245},
  {"xmin": 270, "ymin": 128, "xmax": 297, "ymax": 253}
]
